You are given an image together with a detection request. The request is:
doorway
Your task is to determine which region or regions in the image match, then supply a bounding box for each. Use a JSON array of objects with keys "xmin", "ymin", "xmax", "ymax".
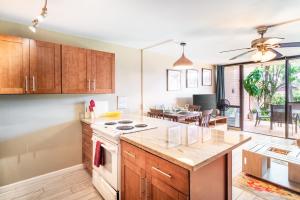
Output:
[
  {"xmin": 242, "ymin": 61, "xmax": 286, "ymax": 138},
  {"xmin": 222, "ymin": 56, "xmax": 300, "ymax": 139}
]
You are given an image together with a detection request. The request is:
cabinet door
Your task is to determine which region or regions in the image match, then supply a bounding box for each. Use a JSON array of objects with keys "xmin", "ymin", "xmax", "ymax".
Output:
[
  {"xmin": 62, "ymin": 45, "xmax": 91, "ymax": 93},
  {"xmin": 29, "ymin": 40, "xmax": 61, "ymax": 93},
  {"xmin": 0, "ymin": 35, "xmax": 29, "ymax": 94},
  {"xmin": 147, "ymin": 176, "xmax": 188, "ymax": 200},
  {"xmin": 91, "ymin": 50, "xmax": 115, "ymax": 93},
  {"xmin": 122, "ymin": 158, "xmax": 146, "ymax": 200},
  {"xmin": 82, "ymin": 123, "xmax": 92, "ymax": 176}
]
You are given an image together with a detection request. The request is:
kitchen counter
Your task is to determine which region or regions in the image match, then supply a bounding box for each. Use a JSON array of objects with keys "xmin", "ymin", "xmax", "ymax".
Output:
[
  {"xmin": 119, "ymin": 116, "xmax": 251, "ymax": 171},
  {"xmin": 82, "ymin": 115, "xmax": 250, "ymax": 171},
  {"xmin": 116, "ymin": 115, "xmax": 251, "ymax": 199}
]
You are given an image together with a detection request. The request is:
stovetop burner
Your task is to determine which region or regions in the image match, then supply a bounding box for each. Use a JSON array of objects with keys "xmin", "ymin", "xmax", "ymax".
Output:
[
  {"xmin": 135, "ymin": 124, "xmax": 148, "ymax": 128},
  {"xmin": 118, "ymin": 120, "xmax": 133, "ymax": 124},
  {"xmin": 116, "ymin": 125, "xmax": 134, "ymax": 130},
  {"xmin": 104, "ymin": 122, "xmax": 117, "ymax": 125}
]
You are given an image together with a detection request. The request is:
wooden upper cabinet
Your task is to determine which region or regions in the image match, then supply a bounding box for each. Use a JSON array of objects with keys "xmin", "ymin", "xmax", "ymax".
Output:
[
  {"xmin": 0, "ymin": 35, "xmax": 29, "ymax": 94},
  {"xmin": 0, "ymin": 35, "xmax": 115, "ymax": 95},
  {"xmin": 62, "ymin": 45, "xmax": 115, "ymax": 94},
  {"xmin": 61, "ymin": 45, "xmax": 91, "ymax": 94},
  {"xmin": 29, "ymin": 40, "xmax": 61, "ymax": 94},
  {"xmin": 91, "ymin": 50, "xmax": 115, "ymax": 94}
]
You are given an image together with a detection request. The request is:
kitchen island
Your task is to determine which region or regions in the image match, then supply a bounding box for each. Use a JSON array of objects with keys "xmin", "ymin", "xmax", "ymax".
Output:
[{"xmin": 120, "ymin": 117, "xmax": 251, "ymax": 200}]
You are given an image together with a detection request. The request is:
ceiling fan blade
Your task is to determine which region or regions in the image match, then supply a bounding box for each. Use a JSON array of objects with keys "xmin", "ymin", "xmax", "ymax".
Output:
[
  {"xmin": 269, "ymin": 48, "xmax": 283, "ymax": 58},
  {"xmin": 266, "ymin": 18, "xmax": 300, "ymax": 28},
  {"xmin": 219, "ymin": 47, "xmax": 252, "ymax": 53},
  {"xmin": 264, "ymin": 37, "xmax": 284, "ymax": 45},
  {"xmin": 229, "ymin": 49, "xmax": 256, "ymax": 60},
  {"xmin": 278, "ymin": 42, "xmax": 300, "ymax": 48}
]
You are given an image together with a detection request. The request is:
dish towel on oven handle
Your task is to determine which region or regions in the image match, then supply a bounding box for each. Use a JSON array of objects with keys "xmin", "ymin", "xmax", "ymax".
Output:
[{"xmin": 94, "ymin": 141, "xmax": 105, "ymax": 167}]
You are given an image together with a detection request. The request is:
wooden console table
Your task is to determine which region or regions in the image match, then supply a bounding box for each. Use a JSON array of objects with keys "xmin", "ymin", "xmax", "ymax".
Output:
[{"xmin": 243, "ymin": 143, "xmax": 300, "ymax": 193}]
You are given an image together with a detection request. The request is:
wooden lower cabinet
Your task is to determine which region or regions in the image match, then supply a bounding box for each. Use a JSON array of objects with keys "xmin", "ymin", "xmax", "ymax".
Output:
[
  {"xmin": 121, "ymin": 141, "xmax": 188, "ymax": 200},
  {"xmin": 82, "ymin": 122, "xmax": 93, "ymax": 175},
  {"xmin": 122, "ymin": 158, "xmax": 146, "ymax": 200},
  {"xmin": 121, "ymin": 140, "xmax": 232, "ymax": 200},
  {"xmin": 147, "ymin": 176, "xmax": 188, "ymax": 200}
]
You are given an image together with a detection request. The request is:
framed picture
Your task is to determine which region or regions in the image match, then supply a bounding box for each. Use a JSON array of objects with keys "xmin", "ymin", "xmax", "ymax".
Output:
[
  {"xmin": 186, "ymin": 69, "xmax": 198, "ymax": 88},
  {"xmin": 202, "ymin": 68, "xmax": 212, "ymax": 86},
  {"xmin": 167, "ymin": 69, "xmax": 181, "ymax": 91}
]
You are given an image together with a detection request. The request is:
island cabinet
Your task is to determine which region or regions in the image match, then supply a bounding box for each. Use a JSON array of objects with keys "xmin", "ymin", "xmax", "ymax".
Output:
[
  {"xmin": 0, "ymin": 35, "xmax": 29, "ymax": 94},
  {"xmin": 121, "ymin": 140, "xmax": 233, "ymax": 200},
  {"xmin": 121, "ymin": 141, "xmax": 189, "ymax": 200},
  {"xmin": 62, "ymin": 45, "xmax": 115, "ymax": 94}
]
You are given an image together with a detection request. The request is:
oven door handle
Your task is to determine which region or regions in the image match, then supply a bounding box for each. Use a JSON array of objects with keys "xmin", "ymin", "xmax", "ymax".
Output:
[{"xmin": 101, "ymin": 144, "xmax": 116, "ymax": 153}]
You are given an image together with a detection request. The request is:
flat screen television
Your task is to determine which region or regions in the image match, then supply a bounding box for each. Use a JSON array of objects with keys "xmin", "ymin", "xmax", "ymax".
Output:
[{"xmin": 193, "ymin": 94, "xmax": 216, "ymax": 111}]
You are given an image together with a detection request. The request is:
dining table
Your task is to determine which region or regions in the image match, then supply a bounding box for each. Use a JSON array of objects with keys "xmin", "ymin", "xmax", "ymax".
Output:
[{"xmin": 160, "ymin": 110, "xmax": 202, "ymax": 122}]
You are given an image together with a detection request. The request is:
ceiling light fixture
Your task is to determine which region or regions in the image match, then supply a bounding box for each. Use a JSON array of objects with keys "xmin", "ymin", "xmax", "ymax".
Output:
[
  {"xmin": 29, "ymin": 0, "xmax": 48, "ymax": 33},
  {"xmin": 252, "ymin": 50, "xmax": 276, "ymax": 62},
  {"xmin": 173, "ymin": 42, "xmax": 193, "ymax": 69}
]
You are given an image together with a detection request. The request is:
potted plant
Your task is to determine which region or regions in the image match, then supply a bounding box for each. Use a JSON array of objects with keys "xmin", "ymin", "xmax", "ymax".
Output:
[
  {"xmin": 243, "ymin": 68, "xmax": 262, "ymax": 121},
  {"xmin": 248, "ymin": 108, "xmax": 257, "ymax": 121}
]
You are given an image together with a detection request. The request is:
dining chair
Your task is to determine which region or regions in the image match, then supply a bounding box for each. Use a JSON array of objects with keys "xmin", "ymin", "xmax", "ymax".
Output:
[
  {"xmin": 188, "ymin": 105, "xmax": 201, "ymax": 112},
  {"xmin": 199, "ymin": 109, "xmax": 213, "ymax": 127},
  {"xmin": 149, "ymin": 108, "xmax": 164, "ymax": 119},
  {"xmin": 270, "ymin": 105, "xmax": 295, "ymax": 134}
]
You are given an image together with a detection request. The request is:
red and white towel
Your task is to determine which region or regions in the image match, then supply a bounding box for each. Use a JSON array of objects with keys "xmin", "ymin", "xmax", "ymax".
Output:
[{"xmin": 94, "ymin": 141, "xmax": 105, "ymax": 167}]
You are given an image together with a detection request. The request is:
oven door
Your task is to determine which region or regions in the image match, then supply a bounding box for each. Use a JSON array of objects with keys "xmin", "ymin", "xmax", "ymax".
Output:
[{"xmin": 92, "ymin": 134, "xmax": 119, "ymax": 191}]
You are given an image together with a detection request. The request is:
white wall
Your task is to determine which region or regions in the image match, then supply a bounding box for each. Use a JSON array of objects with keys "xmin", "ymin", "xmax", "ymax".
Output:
[
  {"xmin": 0, "ymin": 19, "xmax": 215, "ymax": 186},
  {"xmin": 0, "ymin": 19, "xmax": 141, "ymax": 186},
  {"xmin": 143, "ymin": 51, "xmax": 215, "ymax": 110}
]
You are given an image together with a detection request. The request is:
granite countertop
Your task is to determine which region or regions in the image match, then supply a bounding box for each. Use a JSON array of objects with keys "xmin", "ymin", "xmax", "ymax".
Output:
[
  {"xmin": 82, "ymin": 115, "xmax": 251, "ymax": 171},
  {"xmin": 119, "ymin": 116, "xmax": 251, "ymax": 171}
]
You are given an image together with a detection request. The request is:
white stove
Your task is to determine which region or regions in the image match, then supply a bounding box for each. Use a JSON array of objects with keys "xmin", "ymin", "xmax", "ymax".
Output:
[
  {"xmin": 91, "ymin": 119, "xmax": 157, "ymax": 141},
  {"xmin": 90, "ymin": 119, "xmax": 157, "ymax": 200}
]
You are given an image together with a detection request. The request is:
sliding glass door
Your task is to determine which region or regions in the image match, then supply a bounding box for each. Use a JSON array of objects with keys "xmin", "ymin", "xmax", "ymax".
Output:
[
  {"xmin": 221, "ymin": 56, "xmax": 300, "ymax": 139},
  {"xmin": 287, "ymin": 58, "xmax": 300, "ymax": 139},
  {"xmin": 224, "ymin": 65, "xmax": 241, "ymax": 128},
  {"xmin": 243, "ymin": 61, "xmax": 286, "ymax": 138}
]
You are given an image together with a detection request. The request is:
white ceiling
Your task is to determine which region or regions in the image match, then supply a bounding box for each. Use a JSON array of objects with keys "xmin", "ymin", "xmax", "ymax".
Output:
[{"xmin": 0, "ymin": 0, "xmax": 300, "ymax": 64}]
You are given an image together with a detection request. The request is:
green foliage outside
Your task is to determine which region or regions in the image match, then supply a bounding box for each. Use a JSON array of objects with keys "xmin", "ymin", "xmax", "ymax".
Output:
[{"xmin": 243, "ymin": 63, "xmax": 300, "ymax": 113}]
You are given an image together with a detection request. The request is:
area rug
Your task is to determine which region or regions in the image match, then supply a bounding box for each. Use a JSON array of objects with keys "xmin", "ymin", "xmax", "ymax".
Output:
[{"xmin": 233, "ymin": 173, "xmax": 300, "ymax": 200}]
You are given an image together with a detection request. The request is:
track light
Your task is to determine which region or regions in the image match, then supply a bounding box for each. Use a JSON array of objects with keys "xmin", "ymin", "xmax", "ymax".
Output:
[
  {"xmin": 28, "ymin": 19, "xmax": 38, "ymax": 33},
  {"xmin": 29, "ymin": 0, "xmax": 48, "ymax": 33}
]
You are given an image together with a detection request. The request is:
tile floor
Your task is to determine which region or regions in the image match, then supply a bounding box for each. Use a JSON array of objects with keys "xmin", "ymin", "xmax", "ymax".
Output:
[{"xmin": 0, "ymin": 131, "xmax": 296, "ymax": 200}]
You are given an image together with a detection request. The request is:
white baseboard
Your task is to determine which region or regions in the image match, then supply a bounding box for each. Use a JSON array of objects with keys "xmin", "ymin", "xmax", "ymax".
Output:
[{"xmin": 0, "ymin": 164, "xmax": 84, "ymax": 193}]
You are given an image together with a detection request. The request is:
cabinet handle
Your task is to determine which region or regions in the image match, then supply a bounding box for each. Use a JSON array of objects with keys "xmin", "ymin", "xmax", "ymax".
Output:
[
  {"xmin": 140, "ymin": 177, "xmax": 145, "ymax": 199},
  {"xmin": 93, "ymin": 79, "xmax": 96, "ymax": 91},
  {"xmin": 32, "ymin": 76, "xmax": 36, "ymax": 91},
  {"xmin": 124, "ymin": 150, "xmax": 135, "ymax": 159},
  {"xmin": 145, "ymin": 179, "xmax": 150, "ymax": 200},
  {"xmin": 25, "ymin": 76, "xmax": 28, "ymax": 92},
  {"xmin": 152, "ymin": 167, "xmax": 172, "ymax": 179},
  {"xmin": 88, "ymin": 79, "xmax": 91, "ymax": 91}
]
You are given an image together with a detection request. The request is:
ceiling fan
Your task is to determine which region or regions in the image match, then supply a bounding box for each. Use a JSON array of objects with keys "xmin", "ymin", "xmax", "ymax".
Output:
[{"xmin": 220, "ymin": 18, "xmax": 300, "ymax": 62}]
